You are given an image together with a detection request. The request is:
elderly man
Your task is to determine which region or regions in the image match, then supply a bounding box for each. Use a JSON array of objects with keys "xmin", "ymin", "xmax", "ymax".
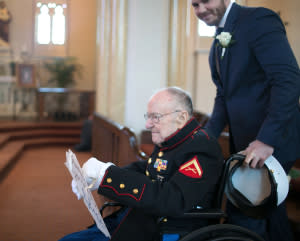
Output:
[{"xmin": 59, "ymin": 87, "xmax": 223, "ymax": 241}]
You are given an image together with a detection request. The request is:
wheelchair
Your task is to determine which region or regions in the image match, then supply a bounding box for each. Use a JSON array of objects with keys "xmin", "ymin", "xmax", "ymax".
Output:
[{"xmin": 100, "ymin": 154, "xmax": 265, "ymax": 241}]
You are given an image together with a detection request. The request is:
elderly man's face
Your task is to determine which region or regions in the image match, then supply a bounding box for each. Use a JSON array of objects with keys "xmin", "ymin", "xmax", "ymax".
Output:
[
  {"xmin": 145, "ymin": 91, "xmax": 182, "ymax": 145},
  {"xmin": 191, "ymin": 0, "xmax": 230, "ymax": 26}
]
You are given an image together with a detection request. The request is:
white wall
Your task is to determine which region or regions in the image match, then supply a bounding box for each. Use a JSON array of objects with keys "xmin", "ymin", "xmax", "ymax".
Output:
[
  {"xmin": 6, "ymin": 0, "xmax": 34, "ymax": 59},
  {"xmin": 124, "ymin": 0, "xmax": 170, "ymax": 135}
]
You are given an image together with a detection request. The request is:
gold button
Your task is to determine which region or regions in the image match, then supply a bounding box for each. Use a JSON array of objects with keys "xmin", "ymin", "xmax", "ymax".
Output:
[
  {"xmin": 163, "ymin": 218, "xmax": 168, "ymax": 222},
  {"xmin": 120, "ymin": 183, "xmax": 125, "ymax": 189},
  {"xmin": 158, "ymin": 151, "xmax": 163, "ymax": 157},
  {"xmin": 133, "ymin": 188, "xmax": 139, "ymax": 194},
  {"xmin": 106, "ymin": 178, "xmax": 112, "ymax": 183},
  {"xmin": 148, "ymin": 158, "xmax": 152, "ymax": 164},
  {"xmin": 146, "ymin": 170, "xmax": 150, "ymax": 176}
]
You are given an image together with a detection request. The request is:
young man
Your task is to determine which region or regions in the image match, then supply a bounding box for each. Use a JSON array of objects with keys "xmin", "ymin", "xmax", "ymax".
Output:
[
  {"xmin": 191, "ymin": 1, "xmax": 300, "ymax": 240},
  {"xmin": 59, "ymin": 87, "xmax": 223, "ymax": 241}
]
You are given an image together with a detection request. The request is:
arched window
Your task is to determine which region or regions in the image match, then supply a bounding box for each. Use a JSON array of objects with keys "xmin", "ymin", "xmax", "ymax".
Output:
[
  {"xmin": 35, "ymin": 1, "xmax": 67, "ymax": 45},
  {"xmin": 37, "ymin": 4, "xmax": 51, "ymax": 44},
  {"xmin": 52, "ymin": 5, "xmax": 65, "ymax": 44}
]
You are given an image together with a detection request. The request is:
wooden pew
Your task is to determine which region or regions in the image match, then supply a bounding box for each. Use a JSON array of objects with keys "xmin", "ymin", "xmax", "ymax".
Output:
[{"xmin": 91, "ymin": 113, "xmax": 148, "ymax": 167}]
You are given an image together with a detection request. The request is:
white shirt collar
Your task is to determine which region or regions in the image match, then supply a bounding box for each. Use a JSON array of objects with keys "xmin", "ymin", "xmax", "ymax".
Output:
[{"xmin": 219, "ymin": 2, "xmax": 233, "ymax": 28}]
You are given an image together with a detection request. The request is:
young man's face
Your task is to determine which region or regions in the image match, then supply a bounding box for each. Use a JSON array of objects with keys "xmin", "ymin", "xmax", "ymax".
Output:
[{"xmin": 191, "ymin": 0, "xmax": 230, "ymax": 26}]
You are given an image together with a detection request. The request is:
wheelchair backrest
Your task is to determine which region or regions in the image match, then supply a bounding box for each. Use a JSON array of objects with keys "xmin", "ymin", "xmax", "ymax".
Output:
[{"xmin": 213, "ymin": 154, "xmax": 246, "ymax": 209}]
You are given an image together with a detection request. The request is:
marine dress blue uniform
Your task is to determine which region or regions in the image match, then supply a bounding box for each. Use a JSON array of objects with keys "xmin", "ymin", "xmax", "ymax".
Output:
[{"xmin": 59, "ymin": 118, "xmax": 223, "ymax": 241}]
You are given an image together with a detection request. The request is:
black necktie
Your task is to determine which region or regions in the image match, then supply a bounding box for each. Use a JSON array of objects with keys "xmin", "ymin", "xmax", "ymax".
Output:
[{"xmin": 216, "ymin": 27, "xmax": 224, "ymax": 36}]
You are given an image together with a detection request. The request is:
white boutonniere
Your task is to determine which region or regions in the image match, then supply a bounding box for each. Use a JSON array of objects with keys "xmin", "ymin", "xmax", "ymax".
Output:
[{"xmin": 215, "ymin": 32, "xmax": 235, "ymax": 59}]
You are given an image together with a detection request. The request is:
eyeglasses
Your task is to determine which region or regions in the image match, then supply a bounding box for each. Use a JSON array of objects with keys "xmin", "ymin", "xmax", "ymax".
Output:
[{"xmin": 144, "ymin": 110, "xmax": 181, "ymax": 123}]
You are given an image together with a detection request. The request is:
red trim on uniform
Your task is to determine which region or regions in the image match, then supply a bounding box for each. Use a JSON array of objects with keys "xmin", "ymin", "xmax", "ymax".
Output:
[
  {"xmin": 139, "ymin": 183, "xmax": 146, "ymax": 200},
  {"xmin": 110, "ymin": 208, "xmax": 132, "ymax": 240},
  {"xmin": 100, "ymin": 170, "xmax": 109, "ymax": 187},
  {"xmin": 100, "ymin": 184, "xmax": 146, "ymax": 201},
  {"xmin": 164, "ymin": 117, "xmax": 195, "ymax": 141},
  {"xmin": 200, "ymin": 129, "xmax": 209, "ymax": 140},
  {"xmin": 160, "ymin": 125, "xmax": 201, "ymax": 151}
]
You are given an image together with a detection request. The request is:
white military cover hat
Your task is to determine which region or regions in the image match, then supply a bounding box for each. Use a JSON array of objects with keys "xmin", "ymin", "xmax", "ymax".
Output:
[{"xmin": 225, "ymin": 155, "xmax": 289, "ymax": 219}]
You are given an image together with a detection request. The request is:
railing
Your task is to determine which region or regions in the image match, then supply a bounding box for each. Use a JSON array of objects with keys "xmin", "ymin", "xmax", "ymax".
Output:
[
  {"xmin": 0, "ymin": 79, "xmax": 95, "ymax": 121},
  {"xmin": 36, "ymin": 88, "xmax": 95, "ymax": 121}
]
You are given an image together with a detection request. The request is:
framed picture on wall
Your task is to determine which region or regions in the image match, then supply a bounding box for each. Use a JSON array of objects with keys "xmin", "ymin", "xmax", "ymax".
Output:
[{"xmin": 16, "ymin": 64, "xmax": 36, "ymax": 88}]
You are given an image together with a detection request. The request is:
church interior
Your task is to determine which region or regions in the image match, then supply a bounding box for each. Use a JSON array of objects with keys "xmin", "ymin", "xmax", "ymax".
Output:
[{"xmin": 0, "ymin": 0, "xmax": 299, "ymax": 240}]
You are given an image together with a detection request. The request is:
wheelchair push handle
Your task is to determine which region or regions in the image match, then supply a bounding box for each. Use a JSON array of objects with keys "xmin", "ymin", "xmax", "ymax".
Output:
[
  {"xmin": 217, "ymin": 153, "xmax": 246, "ymax": 206},
  {"xmin": 223, "ymin": 154, "xmax": 245, "ymax": 173},
  {"xmin": 227, "ymin": 153, "xmax": 246, "ymax": 163}
]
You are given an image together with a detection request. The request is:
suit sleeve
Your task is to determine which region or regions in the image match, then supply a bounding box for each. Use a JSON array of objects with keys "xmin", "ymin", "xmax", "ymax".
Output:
[
  {"xmin": 206, "ymin": 45, "xmax": 228, "ymax": 138},
  {"xmin": 205, "ymin": 86, "xmax": 228, "ymax": 138},
  {"xmin": 249, "ymin": 10, "xmax": 300, "ymax": 148}
]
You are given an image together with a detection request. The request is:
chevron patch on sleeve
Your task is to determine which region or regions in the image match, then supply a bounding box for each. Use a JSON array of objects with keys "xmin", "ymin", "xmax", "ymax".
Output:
[{"xmin": 179, "ymin": 156, "xmax": 203, "ymax": 178}]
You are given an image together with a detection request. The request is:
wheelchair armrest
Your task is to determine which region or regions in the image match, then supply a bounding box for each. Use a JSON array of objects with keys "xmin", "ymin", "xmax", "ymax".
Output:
[
  {"xmin": 100, "ymin": 201, "xmax": 124, "ymax": 216},
  {"xmin": 182, "ymin": 208, "xmax": 227, "ymax": 219},
  {"xmin": 158, "ymin": 208, "xmax": 227, "ymax": 225}
]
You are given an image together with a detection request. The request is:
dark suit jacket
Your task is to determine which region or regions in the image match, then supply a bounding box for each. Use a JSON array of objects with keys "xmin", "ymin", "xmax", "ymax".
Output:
[{"xmin": 206, "ymin": 3, "xmax": 300, "ymax": 170}]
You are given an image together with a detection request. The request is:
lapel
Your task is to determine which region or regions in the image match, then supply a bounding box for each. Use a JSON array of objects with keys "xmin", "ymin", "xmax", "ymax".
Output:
[
  {"xmin": 209, "ymin": 37, "xmax": 222, "ymax": 87},
  {"xmin": 219, "ymin": 3, "xmax": 241, "ymax": 91}
]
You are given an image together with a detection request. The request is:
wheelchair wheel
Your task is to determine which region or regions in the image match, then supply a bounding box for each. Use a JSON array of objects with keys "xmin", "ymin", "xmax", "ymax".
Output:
[{"xmin": 178, "ymin": 224, "xmax": 264, "ymax": 241}]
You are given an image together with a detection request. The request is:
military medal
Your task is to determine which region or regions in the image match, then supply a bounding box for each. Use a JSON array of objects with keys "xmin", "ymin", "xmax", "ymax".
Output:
[{"xmin": 154, "ymin": 159, "xmax": 168, "ymax": 171}]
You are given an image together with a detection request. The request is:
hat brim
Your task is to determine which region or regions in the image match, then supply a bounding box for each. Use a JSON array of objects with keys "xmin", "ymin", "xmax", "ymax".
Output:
[{"xmin": 225, "ymin": 155, "xmax": 289, "ymax": 218}]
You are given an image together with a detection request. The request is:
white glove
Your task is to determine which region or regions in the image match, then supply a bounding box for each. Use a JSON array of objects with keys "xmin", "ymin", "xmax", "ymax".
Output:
[
  {"xmin": 71, "ymin": 179, "xmax": 83, "ymax": 200},
  {"xmin": 82, "ymin": 157, "xmax": 114, "ymax": 191}
]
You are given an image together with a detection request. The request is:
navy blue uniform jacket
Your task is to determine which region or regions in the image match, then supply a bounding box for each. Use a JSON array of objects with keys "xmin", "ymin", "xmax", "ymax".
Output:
[
  {"xmin": 98, "ymin": 118, "xmax": 223, "ymax": 241},
  {"xmin": 207, "ymin": 3, "xmax": 300, "ymax": 170}
]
